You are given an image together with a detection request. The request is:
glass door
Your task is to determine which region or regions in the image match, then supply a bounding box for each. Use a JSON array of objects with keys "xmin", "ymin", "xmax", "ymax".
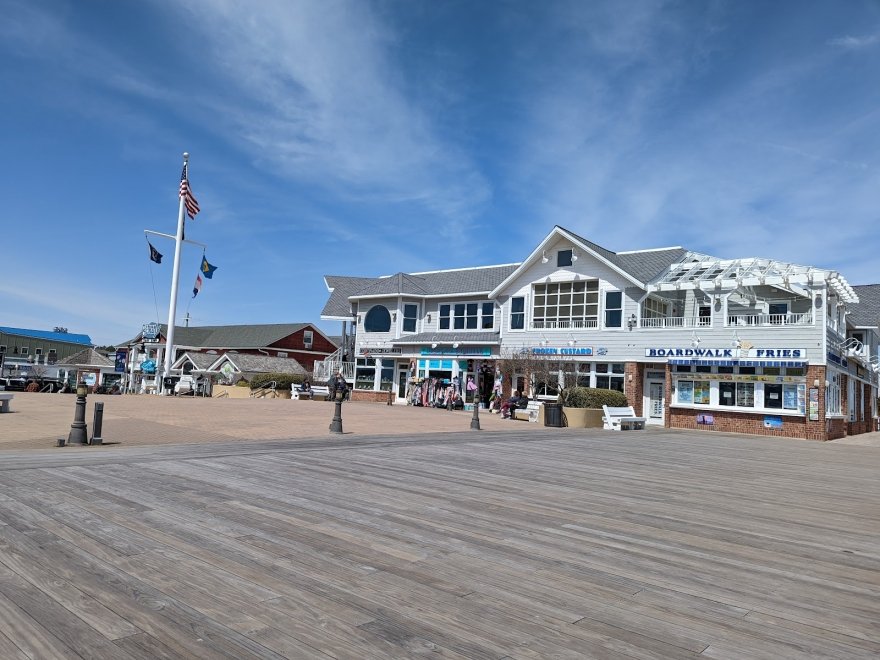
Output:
[{"xmin": 647, "ymin": 381, "xmax": 664, "ymax": 424}]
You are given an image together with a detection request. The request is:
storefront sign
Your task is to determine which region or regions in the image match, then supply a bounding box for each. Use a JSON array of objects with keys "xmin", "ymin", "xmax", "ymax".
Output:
[
  {"xmin": 827, "ymin": 351, "xmax": 848, "ymax": 367},
  {"xmin": 763, "ymin": 415, "xmax": 783, "ymax": 429},
  {"xmin": 359, "ymin": 347, "xmax": 401, "ymax": 355},
  {"xmin": 646, "ymin": 347, "xmax": 805, "ymax": 359},
  {"xmin": 532, "ymin": 347, "xmax": 594, "ymax": 356},
  {"xmin": 696, "ymin": 414, "xmax": 714, "ymax": 425},
  {"xmin": 142, "ymin": 322, "xmax": 161, "ymax": 343},
  {"xmin": 420, "ymin": 347, "xmax": 492, "ymax": 357}
]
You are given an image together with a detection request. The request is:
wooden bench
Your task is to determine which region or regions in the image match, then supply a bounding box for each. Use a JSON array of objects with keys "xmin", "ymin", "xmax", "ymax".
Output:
[
  {"xmin": 513, "ymin": 400, "xmax": 541, "ymax": 422},
  {"xmin": 294, "ymin": 385, "xmax": 330, "ymax": 400},
  {"xmin": 602, "ymin": 405, "xmax": 646, "ymax": 431},
  {"xmin": 0, "ymin": 393, "xmax": 13, "ymax": 413}
]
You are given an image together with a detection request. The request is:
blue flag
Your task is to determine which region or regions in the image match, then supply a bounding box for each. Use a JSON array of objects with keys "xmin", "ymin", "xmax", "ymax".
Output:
[{"xmin": 200, "ymin": 256, "xmax": 217, "ymax": 279}]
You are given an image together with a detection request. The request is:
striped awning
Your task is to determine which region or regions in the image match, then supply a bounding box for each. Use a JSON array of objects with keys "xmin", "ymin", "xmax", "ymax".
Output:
[{"xmin": 669, "ymin": 359, "xmax": 807, "ymax": 367}]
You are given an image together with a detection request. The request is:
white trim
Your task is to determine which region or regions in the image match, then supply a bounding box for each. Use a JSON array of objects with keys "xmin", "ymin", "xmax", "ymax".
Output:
[
  {"xmin": 380, "ymin": 263, "xmax": 521, "ymax": 277},
  {"xmin": 617, "ymin": 246, "xmax": 683, "ymax": 255}
]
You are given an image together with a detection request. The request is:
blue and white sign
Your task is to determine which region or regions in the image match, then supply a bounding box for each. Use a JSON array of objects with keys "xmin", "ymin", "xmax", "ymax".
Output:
[
  {"xmin": 532, "ymin": 347, "xmax": 593, "ymax": 356},
  {"xmin": 646, "ymin": 347, "xmax": 806, "ymax": 359}
]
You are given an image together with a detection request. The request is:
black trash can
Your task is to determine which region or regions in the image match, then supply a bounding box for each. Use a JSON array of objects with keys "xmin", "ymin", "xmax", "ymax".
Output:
[{"xmin": 544, "ymin": 402, "xmax": 563, "ymax": 427}]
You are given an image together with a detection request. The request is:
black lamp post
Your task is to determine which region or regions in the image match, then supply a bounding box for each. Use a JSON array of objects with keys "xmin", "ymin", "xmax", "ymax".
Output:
[
  {"xmin": 67, "ymin": 380, "xmax": 89, "ymax": 446},
  {"xmin": 329, "ymin": 386, "xmax": 344, "ymax": 434},
  {"xmin": 470, "ymin": 369, "xmax": 481, "ymax": 430}
]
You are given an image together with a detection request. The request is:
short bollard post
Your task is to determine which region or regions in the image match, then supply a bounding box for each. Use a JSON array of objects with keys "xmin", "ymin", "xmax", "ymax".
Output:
[
  {"xmin": 329, "ymin": 390, "xmax": 344, "ymax": 434},
  {"xmin": 90, "ymin": 401, "xmax": 104, "ymax": 445},
  {"xmin": 67, "ymin": 382, "xmax": 89, "ymax": 446}
]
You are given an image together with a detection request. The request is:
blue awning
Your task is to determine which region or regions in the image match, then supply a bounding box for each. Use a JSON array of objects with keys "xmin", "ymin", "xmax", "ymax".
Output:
[{"xmin": 669, "ymin": 359, "xmax": 807, "ymax": 367}]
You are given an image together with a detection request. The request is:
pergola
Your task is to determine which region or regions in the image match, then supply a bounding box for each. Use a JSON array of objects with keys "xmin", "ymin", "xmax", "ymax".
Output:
[{"xmin": 646, "ymin": 251, "xmax": 859, "ymax": 303}]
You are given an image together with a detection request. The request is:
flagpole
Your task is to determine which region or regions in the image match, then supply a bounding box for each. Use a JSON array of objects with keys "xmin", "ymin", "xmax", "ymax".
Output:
[{"xmin": 161, "ymin": 152, "xmax": 189, "ymax": 394}]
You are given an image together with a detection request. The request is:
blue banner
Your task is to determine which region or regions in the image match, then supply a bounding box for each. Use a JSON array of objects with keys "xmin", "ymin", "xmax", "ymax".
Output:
[{"xmin": 114, "ymin": 349, "xmax": 128, "ymax": 373}]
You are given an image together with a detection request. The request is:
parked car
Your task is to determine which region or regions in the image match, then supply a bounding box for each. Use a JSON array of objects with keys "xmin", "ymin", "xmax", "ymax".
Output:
[{"xmin": 1, "ymin": 377, "xmax": 27, "ymax": 391}]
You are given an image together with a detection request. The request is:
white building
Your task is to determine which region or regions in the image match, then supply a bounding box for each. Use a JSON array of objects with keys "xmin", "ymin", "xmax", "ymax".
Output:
[{"xmin": 320, "ymin": 226, "xmax": 878, "ymax": 440}]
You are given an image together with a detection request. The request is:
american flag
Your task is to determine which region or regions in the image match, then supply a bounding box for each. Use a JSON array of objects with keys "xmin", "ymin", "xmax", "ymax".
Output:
[{"xmin": 179, "ymin": 163, "xmax": 200, "ymax": 219}]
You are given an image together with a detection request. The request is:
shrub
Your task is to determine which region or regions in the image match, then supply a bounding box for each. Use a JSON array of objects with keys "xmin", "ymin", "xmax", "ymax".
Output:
[
  {"xmin": 561, "ymin": 387, "xmax": 628, "ymax": 409},
  {"xmin": 249, "ymin": 372, "xmax": 305, "ymax": 392}
]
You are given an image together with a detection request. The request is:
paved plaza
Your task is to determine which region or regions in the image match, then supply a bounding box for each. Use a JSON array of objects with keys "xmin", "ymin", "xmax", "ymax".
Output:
[{"xmin": 0, "ymin": 393, "xmax": 878, "ymax": 658}]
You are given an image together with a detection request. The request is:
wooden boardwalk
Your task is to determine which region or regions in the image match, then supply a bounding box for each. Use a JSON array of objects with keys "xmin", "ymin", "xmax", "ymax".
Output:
[{"xmin": 0, "ymin": 429, "xmax": 878, "ymax": 659}]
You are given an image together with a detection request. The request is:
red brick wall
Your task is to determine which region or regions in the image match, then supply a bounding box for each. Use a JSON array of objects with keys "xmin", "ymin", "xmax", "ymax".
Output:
[
  {"xmin": 625, "ymin": 362, "xmax": 644, "ymax": 416},
  {"xmin": 350, "ymin": 389, "xmax": 395, "ymax": 404}
]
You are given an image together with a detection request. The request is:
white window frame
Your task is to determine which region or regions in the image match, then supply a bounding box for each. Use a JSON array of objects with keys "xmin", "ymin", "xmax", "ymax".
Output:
[
  {"xmin": 303, "ymin": 330, "xmax": 313, "ymax": 349},
  {"xmin": 403, "ymin": 303, "xmax": 419, "ymax": 333},
  {"xmin": 604, "ymin": 290, "xmax": 623, "ymax": 329}
]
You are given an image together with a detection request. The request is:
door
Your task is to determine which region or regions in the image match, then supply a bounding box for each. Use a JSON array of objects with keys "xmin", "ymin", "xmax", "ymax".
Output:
[
  {"xmin": 397, "ymin": 368, "xmax": 408, "ymax": 403},
  {"xmin": 647, "ymin": 380, "xmax": 665, "ymax": 425}
]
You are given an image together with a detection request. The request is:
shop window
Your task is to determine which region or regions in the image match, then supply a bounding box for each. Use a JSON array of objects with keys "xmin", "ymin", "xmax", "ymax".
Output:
[
  {"xmin": 439, "ymin": 304, "xmax": 451, "ymax": 329},
  {"xmin": 695, "ymin": 365, "xmax": 712, "ymax": 373},
  {"xmin": 511, "ymin": 297, "xmax": 525, "ymax": 330},
  {"xmin": 364, "ymin": 306, "xmax": 391, "ymax": 333},
  {"xmin": 604, "ymin": 291, "xmax": 622, "ymax": 328},
  {"xmin": 785, "ymin": 367, "xmax": 804, "ymax": 377},
  {"xmin": 403, "ymin": 304, "xmax": 418, "ymax": 332},
  {"xmin": 481, "ymin": 302, "xmax": 494, "ymax": 329},
  {"xmin": 717, "ymin": 366, "xmax": 734, "ymax": 374},
  {"xmin": 557, "ymin": 249, "xmax": 573, "ymax": 267},
  {"xmin": 720, "ymin": 381, "xmax": 754, "ymax": 407},
  {"xmin": 677, "ymin": 380, "xmax": 710, "ymax": 405},
  {"xmin": 826, "ymin": 374, "xmax": 842, "ymax": 415},
  {"xmin": 738, "ymin": 366, "xmax": 756, "ymax": 375},
  {"xmin": 764, "ymin": 383, "xmax": 799, "ymax": 410},
  {"xmin": 763, "ymin": 367, "xmax": 781, "ymax": 376},
  {"xmin": 675, "ymin": 365, "xmax": 692, "ymax": 372}
]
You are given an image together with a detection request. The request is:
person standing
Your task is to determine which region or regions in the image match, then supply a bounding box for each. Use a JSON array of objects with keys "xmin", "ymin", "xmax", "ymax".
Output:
[{"xmin": 330, "ymin": 370, "xmax": 349, "ymax": 400}]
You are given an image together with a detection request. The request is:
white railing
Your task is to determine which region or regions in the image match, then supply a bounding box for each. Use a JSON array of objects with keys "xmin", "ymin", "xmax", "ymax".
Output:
[
  {"xmin": 312, "ymin": 360, "xmax": 356, "ymax": 384},
  {"xmin": 530, "ymin": 319, "xmax": 598, "ymax": 330},
  {"xmin": 727, "ymin": 312, "xmax": 813, "ymax": 327},
  {"xmin": 639, "ymin": 317, "xmax": 710, "ymax": 329}
]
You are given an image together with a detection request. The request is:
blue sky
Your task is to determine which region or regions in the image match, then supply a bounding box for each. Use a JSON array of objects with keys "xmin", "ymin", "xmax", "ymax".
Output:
[{"xmin": 2, "ymin": 0, "xmax": 878, "ymax": 346}]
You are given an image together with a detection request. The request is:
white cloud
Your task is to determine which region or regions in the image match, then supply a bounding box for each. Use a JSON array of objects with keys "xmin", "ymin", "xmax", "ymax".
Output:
[{"xmin": 828, "ymin": 33, "xmax": 880, "ymax": 49}]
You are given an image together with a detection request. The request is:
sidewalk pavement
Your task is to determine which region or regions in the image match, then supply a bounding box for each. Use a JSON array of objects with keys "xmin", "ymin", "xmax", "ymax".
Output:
[{"xmin": 0, "ymin": 392, "xmax": 544, "ymax": 451}]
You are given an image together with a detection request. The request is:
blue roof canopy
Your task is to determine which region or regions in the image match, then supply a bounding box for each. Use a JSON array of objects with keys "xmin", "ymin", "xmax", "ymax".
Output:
[{"xmin": 0, "ymin": 327, "xmax": 92, "ymax": 346}]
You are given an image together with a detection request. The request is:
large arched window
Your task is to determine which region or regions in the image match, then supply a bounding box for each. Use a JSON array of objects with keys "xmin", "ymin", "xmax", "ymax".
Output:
[{"xmin": 364, "ymin": 305, "xmax": 392, "ymax": 332}]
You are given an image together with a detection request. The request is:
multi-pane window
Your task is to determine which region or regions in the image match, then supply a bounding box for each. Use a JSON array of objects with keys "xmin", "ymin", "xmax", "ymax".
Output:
[
  {"xmin": 403, "ymin": 304, "xmax": 418, "ymax": 332},
  {"xmin": 481, "ymin": 302, "xmax": 494, "ymax": 329},
  {"xmin": 557, "ymin": 249, "xmax": 573, "ymax": 267},
  {"xmin": 510, "ymin": 297, "xmax": 525, "ymax": 330},
  {"xmin": 533, "ymin": 281, "xmax": 598, "ymax": 329},
  {"xmin": 440, "ymin": 302, "xmax": 494, "ymax": 330},
  {"xmin": 604, "ymin": 291, "xmax": 622, "ymax": 328},
  {"xmin": 643, "ymin": 297, "xmax": 668, "ymax": 319},
  {"xmin": 303, "ymin": 330, "xmax": 313, "ymax": 348},
  {"xmin": 826, "ymin": 374, "xmax": 842, "ymax": 415},
  {"xmin": 698, "ymin": 306, "xmax": 712, "ymax": 326}
]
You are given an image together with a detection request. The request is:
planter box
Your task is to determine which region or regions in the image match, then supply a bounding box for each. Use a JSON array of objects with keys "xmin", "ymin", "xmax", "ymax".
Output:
[{"xmin": 562, "ymin": 407, "xmax": 605, "ymax": 428}]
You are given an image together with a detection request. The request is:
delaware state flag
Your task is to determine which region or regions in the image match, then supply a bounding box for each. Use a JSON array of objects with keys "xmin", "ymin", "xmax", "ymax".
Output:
[{"xmin": 193, "ymin": 273, "xmax": 203, "ymax": 298}]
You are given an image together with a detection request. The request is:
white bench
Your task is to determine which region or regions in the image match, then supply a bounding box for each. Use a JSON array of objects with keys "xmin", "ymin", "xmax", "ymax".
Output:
[
  {"xmin": 513, "ymin": 400, "xmax": 541, "ymax": 422},
  {"xmin": 0, "ymin": 393, "xmax": 14, "ymax": 413},
  {"xmin": 294, "ymin": 385, "xmax": 330, "ymax": 400},
  {"xmin": 602, "ymin": 405, "xmax": 646, "ymax": 431}
]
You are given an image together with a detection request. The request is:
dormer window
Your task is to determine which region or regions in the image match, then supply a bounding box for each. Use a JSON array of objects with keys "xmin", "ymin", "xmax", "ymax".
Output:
[{"xmin": 557, "ymin": 249, "xmax": 573, "ymax": 267}]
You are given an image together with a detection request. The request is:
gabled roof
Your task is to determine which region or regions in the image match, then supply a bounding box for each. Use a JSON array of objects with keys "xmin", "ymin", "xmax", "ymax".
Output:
[
  {"xmin": 170, "ymin": 352, "xmax": 217, "ymax": 371},
  {"xmin": 125, "ymin": 323, "xmax": 312, "ymax": 348},
  {"xmin": 322, "ymin": 265, "xmax": 520, "ymax": 319},
  {"xmin": 0, "ymin": 327, "xmax": 92, "ymax": 346},
  {"xmin": 849, "ymin": 284, "xmax": 880, "ymax": 328},
  {"xmin": 393, "ymin": 331, "xmax": 501, "ymax": 345},
  {"xmin": 208, "ymin": 353, "xmax": 307, "ymax": 376},
  {"xmin": 56, "ymin": 348, "xmax": 114, "ymax": 367},
  {"xmin": 490, "ymin": 226, "xmax": 687, "ymax": 297}
]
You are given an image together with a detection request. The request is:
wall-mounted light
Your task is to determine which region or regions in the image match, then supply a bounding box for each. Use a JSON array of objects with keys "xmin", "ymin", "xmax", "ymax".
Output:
[
  {"xmin": 571, "ymin": 251, "xmax": 578, "ymax": 262},
  {"xmin": 567, "ymin": 333, "xmax": 577, "ymax": 347},
  {"xmin": 813, "ymin": 379, "xmax": 821, "ymax": 387},
  {"xmin": 627, "ymin": 313, "xmax": 637, "ymax": 331},
  {"xmin": 427, "ymin": 313, "xmax": 432, "ymax": 323},
  {"xmin": 690, "ymin": 331, "xmax": 701, "ymax": 348},
  {"xmin": 452, "ymin": 335, "xmax": 460, "ymax": 349},
  {"xmin": 391, "ymin": 312, "xmax": 396, "ymax": 322},
  {"xmin": 731, "ymin": 331, "xmax": 742, "ymax": 349},
  {"xmin": 540, "ymin": 334, "xmax": 550, "ymax": 347},
  {"xmin": 430, "ymin": 335, "xmax": 438, "ymax": 349},
  {"xmin": 541, "ymin": 251, "xmax": 549, "ymax": 264}
]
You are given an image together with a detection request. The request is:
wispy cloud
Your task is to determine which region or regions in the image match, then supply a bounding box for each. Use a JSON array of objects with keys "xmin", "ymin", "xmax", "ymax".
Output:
[{"xmin": 828, "ymin": 33, "xmax": 880, "ymax": 49}]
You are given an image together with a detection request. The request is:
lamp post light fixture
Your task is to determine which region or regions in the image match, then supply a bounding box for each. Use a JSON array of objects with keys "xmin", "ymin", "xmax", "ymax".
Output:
[
  {"xmin": 470, "ymin": 368, "xmax": 481, "ymax": 431},
  {"xmin": 329, "ymin": 385, "xmax": 344, "ymax": 434},
  {"xmin": 67, "ymin": 380, "xmax": 89, "ymax": 446}
]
